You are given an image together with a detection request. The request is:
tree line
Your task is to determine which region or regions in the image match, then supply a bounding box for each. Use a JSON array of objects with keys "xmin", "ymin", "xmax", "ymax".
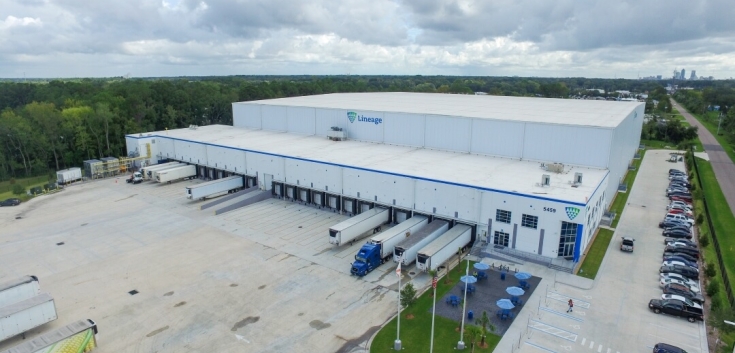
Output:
[
  {"xmin": 674, "ymin": 87, "xmax": 735, "ymax": 143},
  {"xmin": 1, "ymin": 76, "xmax": 733, "ymax": 180}
]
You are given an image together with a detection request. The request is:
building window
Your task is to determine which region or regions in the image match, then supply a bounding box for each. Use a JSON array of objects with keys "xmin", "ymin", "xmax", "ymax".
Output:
[
  {"xmin": 493, "ymin": 231, "xmax": 510, "ymax": 247},
  {"xmin": 558, "ymin": 221, "xmax": 578, "ymax": 258},
  {"xmin": 521, "ymin": 214, "xmax": 538, "ymax": 229},
  {"xmin": 496, "ymin": 209, "xmax": 511, "ymax": 224}
]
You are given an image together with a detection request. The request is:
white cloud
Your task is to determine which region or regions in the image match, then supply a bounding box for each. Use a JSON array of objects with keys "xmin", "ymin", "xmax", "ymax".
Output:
[{"xmin": 0, "ymin": 15, "xmax": 42, "ymax": 29}]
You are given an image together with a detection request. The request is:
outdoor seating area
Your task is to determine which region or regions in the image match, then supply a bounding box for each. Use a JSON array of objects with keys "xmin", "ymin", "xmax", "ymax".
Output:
[{"xmin": 434, "ymin": 263, "xmax": 541, "ymax": 335}]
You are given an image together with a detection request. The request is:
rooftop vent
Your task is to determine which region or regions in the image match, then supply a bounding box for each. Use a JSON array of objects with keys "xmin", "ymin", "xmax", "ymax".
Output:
[
  {"xmin": 540, "ymin": 174, "xmax": 550, "ymax": 187},
  {"xmin": 574, "ymin": 172, "xmax": 583, "ymax": 184}
]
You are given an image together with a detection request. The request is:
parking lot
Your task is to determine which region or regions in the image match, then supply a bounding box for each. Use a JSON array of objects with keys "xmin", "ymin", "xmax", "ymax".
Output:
[
  {"xmin": 0, "ymin": 177, "xmax": 399, "ymax": 352},
  {"xmin": 493, "ymin": 149, "xmax": 708, "ymax": 353}
]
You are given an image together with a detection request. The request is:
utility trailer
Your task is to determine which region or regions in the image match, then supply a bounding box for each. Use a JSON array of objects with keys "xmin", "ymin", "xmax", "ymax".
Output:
[
  {"xmin": 155, "ymin": 165, "xmax": 196, "ymax": 183},
  {"xmin": 0, "ymin": 276, "xmax": 40, "ymax": 309},
  {"xmin": 0, "ymin": 319, "xmax": 98, "ymax": 353},
  {"xmin": 55, "ymin": 168, "xmax": 82, "ymax": 185},
  {"xmin": 141, "ymin": 162, "xmax": 182, "ymax": 180},
  {"xmin": 416, "ymin": 224, "xmax": 473, "ymax": 272},
  {"xmin": 351, "ymin": 216, "xmax": 428, "ymax": 276},
  {"xmin": 329, "ymin": 208, "xmax": 390, "ymax": 246},
  {"xmin": 186, "ymin": 176, "xmax": 243, "ymax": 200},
  {"xmin": 393, "ymin": 220, "xmax": 449, "ymax": 266},
  {"xmin": 0, "ymin": 293, "xmax": 57, "ymax": 342}
]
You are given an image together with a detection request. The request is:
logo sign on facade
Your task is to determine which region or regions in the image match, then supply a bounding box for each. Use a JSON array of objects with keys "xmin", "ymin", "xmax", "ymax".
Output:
[
  {"xmin": 565, "ymin": 207, "xmax": 580, "ymax": 220},
  {"xmin": 347, "ymin": 111, "xmax": 383, "ymax": 125}
]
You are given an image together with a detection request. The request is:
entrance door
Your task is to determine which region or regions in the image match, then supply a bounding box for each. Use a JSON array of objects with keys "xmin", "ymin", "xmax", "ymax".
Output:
[
  {"xmin": 493, "ymin": 231, "xmax": 510, "ymax": 247},
  {"xmin": 261, "ymin": 173, "xmax": 273, "ymax": 191}
]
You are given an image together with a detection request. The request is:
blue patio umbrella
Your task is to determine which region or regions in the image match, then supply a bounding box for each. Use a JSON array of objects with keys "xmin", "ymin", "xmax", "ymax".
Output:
[
  {"xmin": 460, "ymin": 275, "xmax": 478, "ymax": 284},
  {"xmin": 506, "ymin": 286, "xmax": 525, "ymax": 296},
  {"xmin": 514, "ymin": 272, "xmax": 532, "ymax": 280},
  {"xmin": 496, "ymin": 299, "xmax": 515, "ymax": 310},
  {"xmin": 473, "ymin": 263, "xmax": 490, "ymax": 271}
]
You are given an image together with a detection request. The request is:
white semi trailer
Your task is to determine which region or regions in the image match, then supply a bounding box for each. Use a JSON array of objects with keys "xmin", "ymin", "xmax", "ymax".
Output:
[
  {"xmin": 416, "ymin": 224, "xmax": 473, "ymax": 272},
  {"xmin": 0, "ymin": 319, "xmax": 98, "ymax": 353},
  {"xmin": 141, "ymin": 162, "xmax": 182, "ymax": 180},
  {"xmin": 393, "ymin": 220, "xmax": 449, "ymax": 266},
  {"xmin": 55, "ymin": 168, "xmax": 82, "ymax": 185},
  {"xmin": 0, "ymin": 276, "xmax": 40, "ymax": 308},
  {"xmin": 0, "ymin": 293, "xmax": 57, "ymax": 342},
  {"xmin": 186, "ymin": 176, "xmax": 243, "ymax": 200},
  {"xmin": 155, "ymin": 165, "xmax": 196, "ymax": 183},
  {"xmin": 329, "ymin": 208, "xmax": 390, "ymax": 246},
  {"xmin": 350, "ymin": 215, "xmax": 429, "ymax": 276}
]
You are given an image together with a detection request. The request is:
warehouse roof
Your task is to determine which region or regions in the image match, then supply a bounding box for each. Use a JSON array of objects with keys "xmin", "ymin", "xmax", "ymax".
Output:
[
  {"xmin": 130, "ymin": 125, "xmax": 608, "ymax": 205},
  {"xmin": 234, "ymin": 93, "xmax": 642, "ymax": 128}
]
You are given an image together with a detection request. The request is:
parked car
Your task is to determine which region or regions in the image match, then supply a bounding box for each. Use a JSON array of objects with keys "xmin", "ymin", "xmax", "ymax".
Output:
[
  {"xmin": 666, "ymin": 208, "xmax": 693, "ymax": 217},
  {"xmin": 0, "ymin": 198, "xmax": 21, "ymax": 206},
  {"xmin": 669, "ymin": 194, "xmax": 693, "ymax": 202},
  {"xmin": 665, "ymin": 239, "xmax": 697, "ymax": 248},
  {"xmin": 653, "ymin": 342, "xmax": 694, "ymax": 353},
  {"xmin": 669, "ymin": 181, "xmax": 691, "ymax": 189},
  {"xmin": 662, "ymin": 228, "xmax": 692, "ymax": 239},
  {"xmin": 669, "ymin": 168, "xmax": 685, "ymax": 174},
  {"xmin": 660, "ymin": 272, "xmax": 699, "ymax": 284},
  {"xmin": 667, "ymin": 201, "xmax": 693, "ymax": 210},
  {"xmin": 620, "ymin": 237, "xmax": 635, "ymax": 252},
  {"xmin": 663, "ymin": 253, "xmax": 698, "ymax": 264},
  {"xmin": 664, "ymin": 245, "xmax": 699, "ymax": 258},
  {"xmin": 659, "ymin": 219, "xmax": 691, "ymax": 229},
  {"xmin": 663, "ymin": 213, "xmax": 694, "ymax": 226},
  {"xmin": 663, "ymin": 284, "xmax": 704, "ymax": 304},
  {"xmin": 660, "ymin": 294, "xmax": 702, "ymax": 308},
  {"xmin": 649, "ymin": 299, "xmax": 703, "ymax": 323},
  {"xmin": 660, "ymin": 278, "xmax": 700, "ymax": 293},
  {"xmin": 662, "ymin": 260, "xmax": 698, "ymax": 270},
  {"xmin": 660, "ymin": 265, "xmax": 699, "ymax": 280}
]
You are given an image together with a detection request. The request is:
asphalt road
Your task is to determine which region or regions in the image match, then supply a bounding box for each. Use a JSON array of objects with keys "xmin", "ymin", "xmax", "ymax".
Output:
[{"xmin": 672, "ymin": 99, "xmax": 735, "ymax": 217}]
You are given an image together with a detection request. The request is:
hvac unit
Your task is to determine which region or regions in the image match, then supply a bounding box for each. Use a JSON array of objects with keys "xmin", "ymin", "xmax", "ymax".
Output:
[{"xmin": 541, "ymin": 174, "xmax": 550, "ymax": 187}]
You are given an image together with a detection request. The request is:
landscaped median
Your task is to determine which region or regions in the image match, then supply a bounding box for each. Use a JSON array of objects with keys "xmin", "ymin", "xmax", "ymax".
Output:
[{"xmin": 577, "ymin": 228, "xmax": 614, "ymax": 280}]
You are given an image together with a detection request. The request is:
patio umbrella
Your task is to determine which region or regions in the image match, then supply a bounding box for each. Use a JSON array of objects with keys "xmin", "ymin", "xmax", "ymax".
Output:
[
  {"xmin": 460, "ymin": 275, "xmax": 478, "ymax": 284},
  {"xmin": 514, "ymin": 272, "xmax": 532, "ymax": 280},
  {"xmin": 506, "ymin": 286, "xmax": 525, "ymax": 296},
  {"xmin": 496, "ymin": 299, "xmax": 515, "ymax": 310},
  {"xmin": 473, "ymin": 263, "xmax": 490, "ymax": 271}
]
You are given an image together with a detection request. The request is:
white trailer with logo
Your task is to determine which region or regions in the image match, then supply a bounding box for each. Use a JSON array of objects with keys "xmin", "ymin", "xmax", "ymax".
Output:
[
  {"xmin": 0, "ymin": 293, "xmax": 57, "ymax": 342},
  {"xmin": 155, "ymin": 165, "xmax": 197, "ymax": 183},
  {"xmin": 186, "ymin": 176, "xmax": 243, "ymax": 200},
  {"xmin": 393, "ymin": 220, "xmax": 449, "ymax": 266},
  {"xmin": 329, "ymin": 208, "xmax": 390, "ymax": 246},
  {"xmin": 0, "ymin": 276, "xmax": 40, "ymax": 309},
  {"xmin": 416, "ymin": 224, "xmax": 473, "ymax": 272},
  {"xmin": 141, "ymin": 162, "xmax": 183, "ymax": 180}
]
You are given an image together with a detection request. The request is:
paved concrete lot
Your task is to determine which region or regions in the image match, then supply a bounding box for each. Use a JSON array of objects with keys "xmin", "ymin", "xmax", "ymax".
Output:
[
  {"xmin": 492, "ymin": 150, "xmax": 708, "ymax": 353},
  {"xmin": 0, "ymin": 178, "xmax": 399, "ymax": 352}
]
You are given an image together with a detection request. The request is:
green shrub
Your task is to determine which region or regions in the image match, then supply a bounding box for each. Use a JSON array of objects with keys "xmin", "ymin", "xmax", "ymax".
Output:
[
  {"xmin": 699, "ymin": 234, "xmax": 710, "ymax": 247},
  {"xmin": 696, "ymin": 213, "xmax": 704, "ymax": 225},
  {"xmin": 707, "ymin": 280, "xmax": 720, "ymax": 297},
  {"xmin": 711, "ymin": 295, "xmax": 723, "ymax": 311},
  {"xmin": 400, "ymin": 282, "xmax": 417, "ymax": 308},
  {"xmin": 11, "ymin": 184, "xmax": 25, "ymax": 195},
  {"xmin": 705, "ymin": 262, "xmax": 717, "ymax": 278}
]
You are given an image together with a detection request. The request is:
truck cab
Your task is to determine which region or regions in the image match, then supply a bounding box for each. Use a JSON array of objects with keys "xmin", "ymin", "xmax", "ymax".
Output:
[
  {"xmin": 127, "ymin": 172, "xmax": 143, "ymax": 184},
  {"xmin": 620, "ymin": 237, "xmax": 634, "ymax": 252},
  {"xmin": 351, "ymin": 244, "xmax": 381, "ymax": 277}
]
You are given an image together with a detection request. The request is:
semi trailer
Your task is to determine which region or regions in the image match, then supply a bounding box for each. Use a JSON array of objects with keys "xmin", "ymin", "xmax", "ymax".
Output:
[
  {"xmin": 141, "ymin": 162, "xmax": 182, "ymax": 180},
  {"xmin": 393, "ymin": 220, "xmax": 449, "ymax": 266},
  {"xmin": 186, "ymin": 176, "xmax": 243, "ymax": 200},
  {"xmin": 55, "ymin": 168, "xmax": 82, "ymax": 185},
  {"xmin": 416, "ymin": 224, "xmax": 473, "ymax": 272},
  {"xmin": 0, "ymin": 293, "xmax": 57, "ymax": 342},
  {"xmin": 329, "ymin": 208, "xmax": 390, "ymax": 246},
  {"xmin": 350, "ymin": 216, "xmax": 429, "ymax": 277},
  {"xmin": 0, "ymin": 319, "xmax": 98, "ymax": 353},
  {"xmin": 0, "ymin": 276, "xmax": 40, "ymax": 308},
  {"xmin": 155, "ymin": 165, "xmax": 196, "ymax": 183}
]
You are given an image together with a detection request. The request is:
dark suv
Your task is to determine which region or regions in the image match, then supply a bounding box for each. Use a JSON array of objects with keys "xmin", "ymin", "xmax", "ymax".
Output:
[
  {"xmin": 653, "ymin": 342, "xmax": 689, "ymax": 352},
  {"xmin": 0, "ymin": 198, "xmax": 21, "ymax": 206},
  {"xmin": 660, "ymin": 265, "xmax": 699, "ymax": 280}
]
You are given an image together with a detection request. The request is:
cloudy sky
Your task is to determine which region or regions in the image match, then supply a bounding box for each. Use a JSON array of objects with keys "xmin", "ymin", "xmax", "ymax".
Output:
[{"xmin": 1, "ymin": 0, "xmax": 734, "ymax": 79}]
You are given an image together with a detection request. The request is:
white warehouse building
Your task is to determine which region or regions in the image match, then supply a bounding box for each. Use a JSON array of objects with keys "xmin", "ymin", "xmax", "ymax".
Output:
[{"xmin": 126, "ymin": 93, "xmax": 644, "ymax": 266}]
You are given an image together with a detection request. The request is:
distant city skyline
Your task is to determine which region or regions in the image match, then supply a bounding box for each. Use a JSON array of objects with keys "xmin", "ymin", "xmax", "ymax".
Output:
[{"xmin": 2, "ymin": 0, "xmax": 735, "ymax": 79}]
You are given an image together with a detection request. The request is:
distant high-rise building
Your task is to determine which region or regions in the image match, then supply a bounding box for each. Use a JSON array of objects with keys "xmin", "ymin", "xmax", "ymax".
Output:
[
  {"xmin": 681, "ymin": 69, "xmax": 686, "ymax": 80},
  {"xmin": 657, "ymin": 75, "xmax": 662, "ymax": 80},
  {"xmin": 690, "ymin": 70, "xmax": 697, "ymax": 80}
]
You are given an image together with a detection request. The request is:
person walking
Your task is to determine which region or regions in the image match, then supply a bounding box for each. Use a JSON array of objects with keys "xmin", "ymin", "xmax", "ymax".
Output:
[{"xmin": 567, "ymin": 299, "xmax": 574, "ymax": 313}]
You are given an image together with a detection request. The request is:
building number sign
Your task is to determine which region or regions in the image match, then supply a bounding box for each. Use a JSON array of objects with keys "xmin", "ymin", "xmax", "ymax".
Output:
[{"xmin": 543, "ymin": 207, "xmax": 557, "ymax": 213}]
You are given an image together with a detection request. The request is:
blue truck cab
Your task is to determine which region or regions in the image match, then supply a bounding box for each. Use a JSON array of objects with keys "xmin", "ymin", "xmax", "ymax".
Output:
[{"xmin": 351, "ymin": 243, "xmax": 382, "ymax": 277}]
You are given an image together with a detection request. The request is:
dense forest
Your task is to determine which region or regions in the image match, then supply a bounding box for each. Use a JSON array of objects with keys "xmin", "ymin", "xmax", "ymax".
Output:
[{"xmin": 0, "ymin": 76, "xmax": 733, "ymax": 181}]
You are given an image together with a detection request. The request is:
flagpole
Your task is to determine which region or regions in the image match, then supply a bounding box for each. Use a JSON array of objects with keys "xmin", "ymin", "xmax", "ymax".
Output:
[
  {"xmin": 430, "ymin": 275, "xmax": 437, "ymax": 353},
  {"xmin": 458, "ymin": 258, "xmax": 469, "ymax": 350},
  {"xmin": 394, "ymin": 258, "xmax": 402, "ymax": 351}
]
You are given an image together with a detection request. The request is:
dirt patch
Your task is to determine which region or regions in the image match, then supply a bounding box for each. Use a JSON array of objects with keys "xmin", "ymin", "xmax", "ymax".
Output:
[
  {"xmin": 174, "ymin": 301, "xmax": 186, "ymax": 307},
  {"xmin": 163, "ymin": 291, "xmax": 174, "ymax": 296},
  {"xmin": 230, "ymin": 283, "xmax": 238, "ymax": 287},
  {"xmin": 309, "ymin": 320, "xmax": 331, "ymax": 330},
  {"xmin": 406, "ymin": 314, "xmax": 415, "ymax": 319},
  {"xmin": 231, "ymin": 316, "xmax": 259, "ymax": 331},
  {"xmin": 146, "ymin": 326, "xmax": 169, "ymax": 337},
  {"xmin": 258, "ymin": 285, "xmax": 266, "ymax": 290}
]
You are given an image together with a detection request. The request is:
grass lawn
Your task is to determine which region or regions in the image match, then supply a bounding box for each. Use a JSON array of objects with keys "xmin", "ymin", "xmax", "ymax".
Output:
[
  {"xmin": 370, "ymin": 265, "xmax": 501, "ymax": 353},
  {"xmin": 0, "ymin": 175, "xmax": 52, "ymax": 201},
  {"xmin": 577, "ymin": 228, "xmax": 614, "ymax": 280},
  {"xmin": 676, "ymin": 108, "xmax": 735, "ymax": 164}
]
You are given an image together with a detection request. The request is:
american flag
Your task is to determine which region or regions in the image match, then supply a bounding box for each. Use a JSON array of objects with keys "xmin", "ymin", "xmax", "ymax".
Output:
[{"xmin": 432, "ymin": 276, "xmax": 438, "ymax": 289}]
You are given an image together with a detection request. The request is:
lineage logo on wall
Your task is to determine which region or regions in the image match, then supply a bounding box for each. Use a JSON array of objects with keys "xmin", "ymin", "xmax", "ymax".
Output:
[
  {"xmin": 565, "ymin": 207, "xmax": 580, "ymax": 220},
  {"xmin": 347, "ymin": 111, "xmax": 357, "ymax": 123}
]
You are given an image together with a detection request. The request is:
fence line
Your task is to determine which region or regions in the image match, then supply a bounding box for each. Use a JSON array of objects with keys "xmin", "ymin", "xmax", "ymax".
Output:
[{"xmin": 690, "ymin": 148, "xmax": 735, "ymax": 306}]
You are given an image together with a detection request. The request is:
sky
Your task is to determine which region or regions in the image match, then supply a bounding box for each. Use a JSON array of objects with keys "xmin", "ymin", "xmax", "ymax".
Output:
[{"xmin": 1, "ymin": 0, "xmax": 734, "ymax": 79}]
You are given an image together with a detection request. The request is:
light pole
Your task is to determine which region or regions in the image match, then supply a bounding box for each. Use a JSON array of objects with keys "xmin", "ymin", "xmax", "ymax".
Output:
[
  {"xmin": 394, "ymin": 259, "xmax": 402, "ymax": 351},
  {"xmin": 717, "ymin": 112, "xmax": 723, "ymax": 135},
  {"xmin": 457, "ymin": 258, "xmax": 469, "ymax": 350}
]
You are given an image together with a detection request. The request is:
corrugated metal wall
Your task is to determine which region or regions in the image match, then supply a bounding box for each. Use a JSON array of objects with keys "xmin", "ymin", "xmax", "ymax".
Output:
[
  {"xmin": 206, "ymin": 145, "xmax": 247, "ymax": 173},
  {"xmin": 605, "ymin": 104, "xmax": 644, "ymax": 208},
  {"xmin": 424, "ymin": 115, "xmax": 471, "ymax": 152},
  {"xmin": 345, "ymin": 110, "xmax": 385, "ymax": 143},
  {"xmin": 157, "ymin": 138, "xmax": 175, "ymax": 159},
  {"xmin": 233, "ymin": 104, "xmax": 262, "ymax": 129},
  {"xmin": 523, "ymin": 124, "xmax": 612, "ymax": 168},
  {"xmin": 261, "ymin": 105, "xmax": 288, "ymax": 132},
  {"xmin": 470, "ymin": 119, "xmax": 525, "ymax": 157},
  {"xmin": 246, "ymin": 151, "xmax": 285, "ymax": 181},
  {"xmin": 315, "ymin": 108, "xmax": 346, "ymax": 137},
  {"xmin": 287, "ymin": 107, "xmax": 316, "ymax": 135},
  {"xmin": 174, "ymin": 140, "xmax": 207, "ymax": 164},
  {"xmin": 383, "ymin": 112, "xmax": 425, "ymax": 147}
]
